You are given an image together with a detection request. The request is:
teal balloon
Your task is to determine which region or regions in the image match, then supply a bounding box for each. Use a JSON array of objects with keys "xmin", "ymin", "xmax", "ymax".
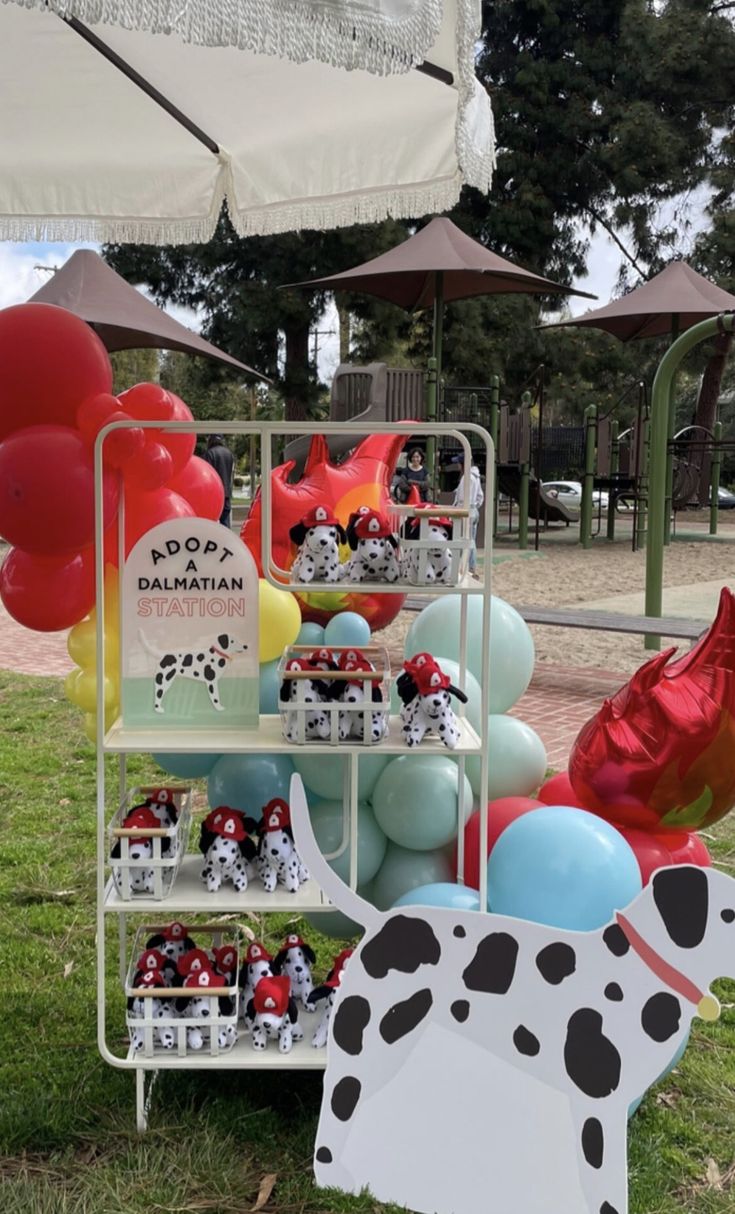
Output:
[
  {"xmin": 372, "ymin": 755, "xmax": 473, "ymax": 850},
  {"xmin": 258, "ymin": 658, "xmax": 281, "ymax": 714},
  {"xmin": 152, "ymin": 752, "xmax": 219, "ymax": 778},
  {"xmin": 307, "ymin": 798, "xmax": 387, "ymax": 885},
  {"xmin": 629, "ymin": 1029, "xmax": 691, "ymax": 1117},
  {"xmin": 207, "ymin": 753, "xmax": 294, "ymax": 816},
  {"xmin": 405, "ymin": 593, "xmax": 534, "ymax": 713},
  {"xmin": 304, "ymin": 906, "xmax": 364, "ymax": 940},
  {"xmin": 371, "ymin": 842, "xmax": 453, "ymax": 910},
  {"xmin": 466, "ymin": 714, "xmax": 548, "ymax": 799},
  {"xmin": 324, "ymin": 611, "xmax": 371, "ymax": 647},
  {"xmin": 393, "ymin": 882, "xmax": 481, "ymax": 911},
  {"xmin": 389, "ymin": 656, "xmax": 483, "ymax": 733},
  {"xmin": 488, "ymin": 806, "xmax": 642, "ymax": 930},
  {"xmin": 292, "ymin": 752, "xmax": 390, "ymax": 801},
  {"xmin": 297, "ymin": 622, "xmax": 325, "ymax": 645}
]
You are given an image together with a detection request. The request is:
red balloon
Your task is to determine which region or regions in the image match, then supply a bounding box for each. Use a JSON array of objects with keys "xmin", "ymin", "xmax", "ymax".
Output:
[
  {"xmin": 117, "ymin": 382, "xmax": 174, "ymax": 422},
  {"xmin": 0, "ymin": 545, "xmax": 96, "ymax": 631},
  {"xmin": 0, "ymin": 425, "xmax": 119, "ymax": 555},
  {"xmin": 569, "ymin": 588, "xmax": 735, "ymax": 832},
  {"xmin": 537, "ymin": 771, "xmax": 586, "ymax": 808},
  {"xmin": 0, "ymin": 303, "xmax": 112, "ymax": 443},
  {"xmin": 662, "ymin": 830, "xmax": 712, "ymax": 869},
  {"xmin": 77, "ymin": 394, "xmax": 145, "ymax": 467},
  {"xmin": 168, "ymin": 456, "xmax": 225, "ymax": 520},
  {"xmin": 123, "ymin": 487, "xmax": 195, "ymax": 554},
  {"xmin": 161, "ymin": 392, "xmax": 197, "ymax": 478},
  {"xmin": 616, "ymin": 828, "xmax": 673, "ymax": 886},
  {"xmin": 117, "ymin": 384, "xmax": 196, "ymax": 478},
  {"xmin": 456, "ymin": 797, "xmax": 543, "ymax": 890},
  {"xmin": 123, "ymin": 441, "xmax": 174, "ymax": 490}
]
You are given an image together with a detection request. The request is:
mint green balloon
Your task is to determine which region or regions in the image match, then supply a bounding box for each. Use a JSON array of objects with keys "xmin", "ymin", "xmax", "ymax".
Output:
[
  {"xmin": 466, "ymin": 714, "xmax": 548, "ymax": 799},
  {"xmin": 304, "ymin": 906, "xmax": 364, "ymax": 940},
  {"xmin": 292, "ymin": 752, "xmax": 390, "ymax": 801},
  {"xmin": 389, "ymin": 656, "xmax": 483, "ymax": 733},
  {"xmin": 307, "ymin": 798, "xmax": 387, "ymax": 885},
  {"xmin": 372, "ymin": 755, "xmax": 473, "ymax": 851},
  {"xmin": 405, "ymin": 593, "xmax": 534, "ymax": 713},
  {"xmin": 371, "ymin": 842, "xmax": 453, "ymax": 910}
]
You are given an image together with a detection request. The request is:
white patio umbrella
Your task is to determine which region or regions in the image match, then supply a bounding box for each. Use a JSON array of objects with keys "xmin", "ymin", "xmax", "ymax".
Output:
[{"xmin": 0, "ymin": 0, "xmax": 494, "ymax": 244}]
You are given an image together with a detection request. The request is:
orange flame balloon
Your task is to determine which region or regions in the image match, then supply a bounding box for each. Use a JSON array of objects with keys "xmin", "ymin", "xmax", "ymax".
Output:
[{"xmin": 569, "ymin": 588, "xmax": 735, "ymax": 831}]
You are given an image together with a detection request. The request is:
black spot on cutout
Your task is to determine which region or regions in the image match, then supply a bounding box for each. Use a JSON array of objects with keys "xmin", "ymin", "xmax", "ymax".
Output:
[
  {"xmin": 652, "ymin": 867, "xmax": 708, "ymax": 948},
  {"xmin": 582, "ymin": 1118, "xmax": 604, "ymax": 1169},
  {"xmin": 165, "ymin": 669, "xmax": 176, "ymax": 680},
  {"xmin": 333, "ymin": 997, "xmax": 371, "ymax": 1055},
  {"xmin": 451, "ymin": 1000, "xmax": 470, "ymax": 1023},
  {"xmin": 361, "ymin": 916, "xmax": 441, "ymax": 979},
  {"xmin": 463, "ymin": 933, "xmax": 519, "ymax": 994},
  {"xmin": 564, "ymin": 1009, "xmax": 621, "ymax": 1098},
  {"xmin": 641, "ymin": 992, "xmax": 681, "ymax": 1042},
  {"xmin": 316, "ymin": 1147, "xmax": 332, "ymax": 1164},
  {"xmin": 196, "ymin": 653, "xmax": 205, "ymax": 661},
  {"xmin": 722, "ymin": 909, "xmax": 735, "ymax": 924},
  {"xmin": 203, "ymin": 664, "xmax": 216, "ymax": 682},
  {"xmin": 453, "ymin": 925, "xmax": 466, "ymax": 938},
  {"xmin": 155, "ymin": 673, "xmax": 163, "ymax": 684},
  {"xmin": 536, "ymin": 942, "xmax": 576, "ymax": 985},
  {"xmin": 603, "ymin": 925, "xmax": 630, "ymax": 957},
  {"xmin": 160, "ymin": 654, "xmax": 176, "ymax": 668},
  {"xmin": 182, "ymin": 654, "xmax": 193, "ymax": 667},
  {"xmin": 331, "ymin": 1076, "xmax": 361, "ymax": 1121},
  {"xmin": 605, "ymin": 983, "xmax": 624, "ymax": 1002},
  {"xmin": 600, "ymin": 1204, "xmax": 619, "ymax": 1214},
  {"xmin": 380, "ymin": 989, "xmax": 433, "ymax": 1044},
  {"xmin": 513, "ymin": 1026, "xmax": 540, "ymax": 1056}
]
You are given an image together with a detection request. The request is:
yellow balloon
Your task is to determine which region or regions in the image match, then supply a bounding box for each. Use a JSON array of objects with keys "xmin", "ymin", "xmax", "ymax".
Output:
[
  {"xmin": 82, "ymin": 705, "xmax": 118, "ymax": 744},
  {"xmin": 64, "ymin": 668, "xmax": 82, "ymax": 703},
  {"xmin": 66, "ymin": 668, "xmax": 119, "ymax": 714},
  {"xmin": 258, "ymin": 579, "xmax": 301, "ymax": 662},
  {"xmin": 67, "ymin": 617, "xmax": 96, "ymax": 669}
]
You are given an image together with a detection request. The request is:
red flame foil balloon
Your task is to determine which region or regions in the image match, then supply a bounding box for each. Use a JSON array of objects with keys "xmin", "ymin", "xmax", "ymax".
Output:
[
  {"xmin": 241, "ymin": 433, "xmax": 406, "ymax": 631},
  {"xmin": 569, "ymin": 588, "xmax": 735, "ymax": 832}
]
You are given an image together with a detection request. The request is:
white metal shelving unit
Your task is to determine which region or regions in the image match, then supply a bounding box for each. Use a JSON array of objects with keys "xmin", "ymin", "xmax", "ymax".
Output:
[{"xmin": 93, "ymin": 420, "xmax": 493, "ymax": 1130}]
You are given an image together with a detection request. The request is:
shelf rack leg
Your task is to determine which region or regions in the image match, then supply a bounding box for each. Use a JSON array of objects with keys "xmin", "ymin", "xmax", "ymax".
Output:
[
  {"xmin": 118, "ymin": 913, "xmax": 127, "ymax": 987},
  {"xmin": 136, "ymin": 1069, "xmax": 159, "ymax": 1134}
]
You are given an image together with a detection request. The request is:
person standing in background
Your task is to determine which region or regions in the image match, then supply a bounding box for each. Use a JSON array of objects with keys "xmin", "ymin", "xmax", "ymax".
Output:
[
  {"xmin": 452, "ymin": 453, "xmax": 484, "ymax": 575},
  {"xmin": 203, "ymin": 434, "xmax": 234, "ymax": 528},
  {"xmin": 403, "ymin": 447, "xmax": 430, "ymax": 501}
]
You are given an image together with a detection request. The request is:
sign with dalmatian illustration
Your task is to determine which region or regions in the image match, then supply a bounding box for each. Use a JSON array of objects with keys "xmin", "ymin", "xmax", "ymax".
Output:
[
  {"xmin": 288, "ymin": 774, "xmax": 734, "ymax": 1214},
  {"xmin": 122, "ymin": 518, "xmax": 259, "ymax": 730}
]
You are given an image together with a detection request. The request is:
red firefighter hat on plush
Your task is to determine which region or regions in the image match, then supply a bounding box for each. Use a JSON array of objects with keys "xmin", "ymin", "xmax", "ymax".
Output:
[
  {"xmin": 309, "ymin": 647, "xmax": 336, "ymax": 669},
  {"xmin": 136, "ymin": 948, "xmax": 168, "ymax": 974},
  {"xmin": 162, "ymin": 921, "xmax": 190, "ymax": 944},
  {"xmin": 352, "ymin": 508, "xmax": 394, "ymax": 541},
  {"xmin": 414, "ymin": 663, "xmax": 452, "ymax": 697},
  {"xmin": 244, "ymin": 940, "xmax": 273, "ymax": 966},
  {"xmin": 148, "ymin": 787, "xmax": 177, "ymax": 806},
  {"xmin": 134, "ymin": 968, "xmax": 166, "ymax": 989},
  {"xmin": 338, "ymin": 648, "xmax": 372, "ymax": 671},
  {"xmin": 284, "ymin": 656, "xmax": 319, "ymax": 676},
  {"xmin": 253, "ymin": 974, "xmax": 291, "ymax": 1017},
  {"xmin": 262, "ymin": 798, "xmax": 291, "ymax": 833},
  {"xmin": 283, "ymin": 932, "xmax": 305, "ymax": 949},
  {"xmin": 325, "ymin": 947, "xmax": 354, "ymax": 988},
  {"xmin": 183, "ymin": 968, "xmax": 226, "ymax": 990},
  {"xmin": 295, "ymin": 504, "xmax": 341, "ymax": 533},
  {"xmin": 176, "ymin": 948, "xmax": 212, "ymax": 977},
  {"xmin": 403, "ymin": 652, "xmax": 440, "ymax": 680},
  {"xmin": 204, "ymin": 806, "xmax": 248, "ymax": 842},
  {"xmin": 212, "ymin": 945, "xmax": 238, "ymax": 977}
]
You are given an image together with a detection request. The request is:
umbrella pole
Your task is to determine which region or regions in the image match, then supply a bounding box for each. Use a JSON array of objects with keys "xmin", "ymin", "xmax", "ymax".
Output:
[
  {"xmin": 426, "ymin": 271, "xmax": 444, "ymax": 479},
  {"xmin": 663, "ymin": 314, "xmax": 680, "ymax": 545}
]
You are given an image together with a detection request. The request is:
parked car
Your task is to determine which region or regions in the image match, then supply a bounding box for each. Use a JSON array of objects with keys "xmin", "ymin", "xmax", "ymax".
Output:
[
  {"xmin": 710, "ymin": 487, "xmax": 735, "ymax": 510},
  {"xmin": 542, "ymin": 480, "xmax": 609, "ymax": 510}
]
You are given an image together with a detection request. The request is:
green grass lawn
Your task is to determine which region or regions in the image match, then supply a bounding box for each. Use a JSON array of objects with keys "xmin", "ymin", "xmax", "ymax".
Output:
[{"xmin": 1, "ymin": 669, "xmax": 734, "ymax": 1213}]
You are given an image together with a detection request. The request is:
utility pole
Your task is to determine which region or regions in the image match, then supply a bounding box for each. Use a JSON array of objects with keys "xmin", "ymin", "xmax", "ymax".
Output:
[{"xmin": 311, "ymin": 327, "xmax": 336, "ymax": 373}]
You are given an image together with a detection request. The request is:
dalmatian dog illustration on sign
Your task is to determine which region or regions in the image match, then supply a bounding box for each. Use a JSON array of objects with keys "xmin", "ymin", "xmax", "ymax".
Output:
[
  {"xmin": 138, "ymin": 631, "xmax": 249, "ymax": 713},
  {"xmin": 289, "ymin": 773, "xmax": 734, "ymax": 1214}
]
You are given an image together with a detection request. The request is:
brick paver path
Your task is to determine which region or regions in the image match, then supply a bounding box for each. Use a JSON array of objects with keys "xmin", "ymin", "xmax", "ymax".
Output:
[{"xmin": 0, "ymin": 600, "xmax": 73, "ymax": 677}]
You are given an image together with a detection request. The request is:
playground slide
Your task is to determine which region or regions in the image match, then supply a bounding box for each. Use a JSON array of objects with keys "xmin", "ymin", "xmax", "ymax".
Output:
[
  {"xmin": 283, "ymin": 399, "xmax": 390, "ymax": 476},
  {"xmin": 496, "ymin": 463, "xmax": 577, "ymax": 525}
]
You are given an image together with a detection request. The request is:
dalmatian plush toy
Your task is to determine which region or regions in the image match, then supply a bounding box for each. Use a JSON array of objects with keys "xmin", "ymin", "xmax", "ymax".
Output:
[
  {"xmin": 111, "ymin": 805, "xmax": 171, "ymax": 895},
  {"xmin": 211, "ymin": 944, "xmax": 239, "ymax": 986},
  {"xmin": 279, "ymin": 657, "xmax": 332, "ymax": 743},
  {"xmin": 397, "ymin": 653, "xmax": 468, "ymax": 748},
  {"xmin": 342, "ymin": 509, "xmax": 401, "ymax": 583},
  {"xmin": 289, "ymin": 505, "xmax": 347, "ymax": 583},
  {"xmin": 255, "ymin": 798, "xmax": 309, "ymax": 894},
  {"xmin": 198, "ymin": 806, "xmax": 258, "ymax": 893},
  {"xmin": 273, "ymin": 933, "xmax": 317, "ymax": 1011},
  {"xmin": 144, "ymin": 921, "xmax": 197, "ymax": 974},
  {"xmin": 127, "ymin": 965, "xmax": 177, "ymax": 1052},
  {"xmin": 239, "ymin": 941, "xmax": 274, "ymax": 1033},
  {"xmin": 175, "ymin": 966, "xmax": 238, "ymax": 1052},
  {"xmin": 246, "ymin": 974, "xmax": 303, "ymax": 1053},
  {"xmin": 143, "ymin": 787, "xmax": 180, "ymax": 829},
  {"xmin": 402, "ymin": 514, "xmax": 454, "ymax": 584},
  {"xmin": 307, "ymin": 948, "xmax": 353, "ymax": 1048},
  {"xmin": 335, "ymin": 653, "xmax": 388, "ymax": 744}
]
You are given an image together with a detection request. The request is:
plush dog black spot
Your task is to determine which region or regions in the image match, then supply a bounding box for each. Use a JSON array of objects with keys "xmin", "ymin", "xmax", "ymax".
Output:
[
  {"xmin": 361, "ymin": 916, "xmax": 441, "ymax": 979},
  {"xmin": 582, "ymin": 1118, "xmax": 604, "ymax": 1168},
  {"xmin": 463, "ymin": 932, "xmax": 519, "ymax": 994},
  {"xmin": 641, "ymin": 992, "xmax": 681, "ymax": 1042},
  {"xmin": 453, "ymin": 925, "xmax": 466, "ymax": 938},
  {"xmin": 564, "ymin": 1009, "xmax": 621, "ymax": 1098},
  {"xmin": 451, "ymin": 999, "xmax": 469, "ymax": 1023},
  {"xmin": 331, "ymin": 1076, "xmax": 362, "ymax": 1122},
  {"xmin": 604, "ymin": 983, "xmax": 623, "ymax": 1002},
  {"xmin": 333, "ymin": 997, "xmax": 371, "ymax": 1055},
  {"xmin": 380, "ymin": 989, "xmax": 433, "ymax": 1044},
  {"xmin": 721, "ymin": 909, "xmax": 735, "ymax": 923},
  {"xmin": 653, "ymin": 867, "xmax": 708, "ymax": 948},
  {"xmin": 536, "ymin": 942, "xmax": 576, "ymax": 985},
  {"xmin": 316, "ymin": 1147, "xmax": 332, "ymax": 1164},
  {"xmin": 513, "ymin": 1025, "xmax": 540, "ymax": 1057},
  {"xmin": 600, "ymin": 1204, "xmax": 619, "ymax": 1214},
  {"xmin": 603, "ymin": 925, "xmax": 630, "ymax": 957}
]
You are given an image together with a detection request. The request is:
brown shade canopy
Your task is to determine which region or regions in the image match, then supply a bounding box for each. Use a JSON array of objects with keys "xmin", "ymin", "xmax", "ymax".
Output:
[
  {"xmin": 544, "ymin": 260, "xmax": 735, "ymax": 342},
  {"xmin": 29, "ymin": 249, "xmax": 267, "ymax": 380},
  {"xmin": 288, "ymin": 216, "xmax": 594, "ymax": 309}
]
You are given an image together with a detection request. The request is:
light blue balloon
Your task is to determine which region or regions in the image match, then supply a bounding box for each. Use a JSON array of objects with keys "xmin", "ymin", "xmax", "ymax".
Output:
[
  {"xmin": 152, "ymin": 752, "xmax": 220, "ymax": 778},
  {"xmin": 307, "ymin": 798, "xmax": 387, "ymax": 885},
  {"xmin": 628, "ymin": 1028, "xmax": 691, "ymax": 1117},
  {"xmin": 466, "ymin": 714, "xmax": 548, "ymax": 799},
  {"xmin": 405, "ymin": 594, "xmax": 534, "ymax": 713},
  {"xmin": 304, "ymin": 906, "xmax": 364, "ymax": 940},
  {"xmin": 207, "ymin": 752, "xmax": 294, "ymax": 816},
  {"xmin": 324, "ymin": 611, "xmax": 372, "ymax": 648},
  {"xmin": 258, "ymin": 658, "xmax": 281, "ymax": 714},
  {"xmin": 372, "ymin": 754, "xmax": 473, "ymax": 850},
  {"xmin": 292, "ymin": 752, "xmax": 390, "ymax": 801},
  {"xmin": 393, "ymin": 882, "xmax": 482, "ymax": 911},
  {"xmin": 297, "ymin": 622, "xmax": 326, "ymax": 645},
  {"xmin": 488, "ymin": 806, "xmax": 642, "ymax": 931},
  {"xmin": 371, "ymin": 842, "xmax": 453, "ymax": 910},
  {"xmin": 389, "ymin": 656, "xmax": 483, "ymax": 733}
]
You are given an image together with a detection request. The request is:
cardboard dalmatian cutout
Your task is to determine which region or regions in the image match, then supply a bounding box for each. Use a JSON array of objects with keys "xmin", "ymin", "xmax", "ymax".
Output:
[{"xmin": 289, "ymin": 774, "xmax": 732, "ymax": 1214}]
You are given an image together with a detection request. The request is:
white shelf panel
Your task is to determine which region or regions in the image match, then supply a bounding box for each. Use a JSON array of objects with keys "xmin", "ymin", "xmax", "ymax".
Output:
[
  {"xmin": 103, "ymin": 857, "xmax": 332, "ymax": 914},
  {"xmin": 122, "ymin": 1034, "xmax": 327, "ymax": 1070},
  {"xmin": 103, "ymin": 714, "xmax": 482, "ymax": 755}
]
